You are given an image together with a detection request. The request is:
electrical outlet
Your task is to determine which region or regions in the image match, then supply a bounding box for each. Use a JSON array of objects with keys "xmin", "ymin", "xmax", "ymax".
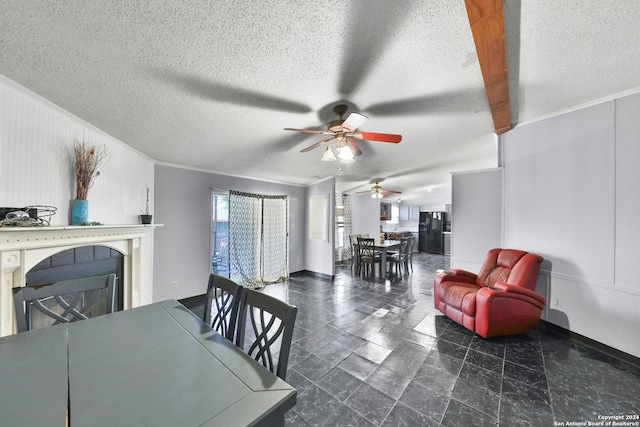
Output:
[{"xmin": 172, "ymin": 281, "xmax": 178, "ymax": 290}]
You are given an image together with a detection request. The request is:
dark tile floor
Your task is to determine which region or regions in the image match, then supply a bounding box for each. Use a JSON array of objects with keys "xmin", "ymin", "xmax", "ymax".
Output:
[{"xmin": 184, "ymin": 253, "xmax": 640, "ymax": 426}]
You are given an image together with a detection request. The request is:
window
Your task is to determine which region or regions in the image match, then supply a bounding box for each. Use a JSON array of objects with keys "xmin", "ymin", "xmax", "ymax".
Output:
[
  {"xmin": 388, "ymin": 204, "xmax": 400, "ymax": 225},
  {"xmin": 212, "ymin": 193, "xmax": 230, "ymax": 277}
]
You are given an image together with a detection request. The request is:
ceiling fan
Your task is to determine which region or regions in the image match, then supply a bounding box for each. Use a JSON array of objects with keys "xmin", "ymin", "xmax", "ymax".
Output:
[
  {"xmin": 356, "ymin": 179, "xmax": 402, "ymax": 199},
  {"xmin": 284, "ymin": 104, "xmax": 402, "ymax": 163}
]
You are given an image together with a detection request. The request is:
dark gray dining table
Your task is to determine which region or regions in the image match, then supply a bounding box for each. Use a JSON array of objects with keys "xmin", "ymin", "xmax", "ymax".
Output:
[
  {"xmin": 0, "ymin": 300, "xmax": 296, "ymax": 426},
  {"xmin": 352, "ymin": 239, "xmax": 402, "ymax": 277}
]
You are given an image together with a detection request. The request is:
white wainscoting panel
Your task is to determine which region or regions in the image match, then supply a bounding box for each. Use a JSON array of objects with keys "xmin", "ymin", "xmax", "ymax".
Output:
[
  {"xmin": 0, "ymin": 75, "xmax": 154, "ymax": 225},
  {"xmin": 503, "ymin": 96, "xmax": 640, "ymax": 358}
]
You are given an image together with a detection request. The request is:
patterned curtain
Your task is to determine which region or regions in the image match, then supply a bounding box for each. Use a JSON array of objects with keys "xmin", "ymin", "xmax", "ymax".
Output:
[
  {"xmin": 342, "ymin": 194, "xmax": 353, "ymax": 261},
  {"xmin": 262, "ymin": 196, "xmax": 288, "ymax": 283},
  {"xmin": 229, "ymin": 191, "xmax": 288, "ymax": 289}
]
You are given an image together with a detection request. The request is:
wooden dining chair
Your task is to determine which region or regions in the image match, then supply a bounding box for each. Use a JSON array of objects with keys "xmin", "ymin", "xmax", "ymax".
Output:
[
  {"xmin": 12, "ymin": 274, "xmax": 116, "ymax": 333},
  {"xmin": 357, "ymin": 237, "xmax": 381, "ymax": 276},
  {"xmin": 234, "ymin": 289, "xmax": 297, "ymax": 380},
  {"xmin": 202, "ymin": 274, "xmax": 243, "ymax": 341},
  {"xmin": 386, "ymin": 233, "xmax": 404, "ymax": 256},
  {"xmin": 405, "ymin": 236, "xmax": 415, "ymax": 273},
  {"xmin": 388, "ymin": 239, "xmax": 409, "ymax": 277},
  {"xmin": 348, "ymin": 234, "xmax": 361, "ymax": 271}
]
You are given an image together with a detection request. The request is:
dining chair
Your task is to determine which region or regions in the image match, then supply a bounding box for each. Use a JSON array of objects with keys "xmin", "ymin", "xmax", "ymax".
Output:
[
  {"xmin": 405, "ymin": 236, "xmax": 415, "ymax": 273},
  {"xmin": 12, "ymin": 274, "xmax": 116, "ymax": 333},
  {"xmin": 357, "ymin": 237, "xmax": 381, "ymax": 276},
  {"xmin": 388, "ymin": 239, "xmax": 409, "ymax": 277},
  {"xmin": 234, "ymin": 289, "xmax": 297, "ymax": 380},
  {"xmin": 202, "ymin": 274, "xmax": 244, "ymax": 341},
  {"xmin": 348, "ymin": 234, "xmax": 361, "ymax": 271},
  {"xmin": 386, "ymin": 233, "xmax": 404, "ymax": 256}
]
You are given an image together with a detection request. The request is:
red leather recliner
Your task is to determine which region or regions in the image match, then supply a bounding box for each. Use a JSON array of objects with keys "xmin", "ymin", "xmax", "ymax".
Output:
[{"xmin": 434, "ymin": 248, "xmax": 545, "ymax": 338}]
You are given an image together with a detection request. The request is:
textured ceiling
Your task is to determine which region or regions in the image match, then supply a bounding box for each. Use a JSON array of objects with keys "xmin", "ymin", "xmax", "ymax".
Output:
[{"xmin": 1, "ymin": 1, "xmax": 639, "ymax": 204}]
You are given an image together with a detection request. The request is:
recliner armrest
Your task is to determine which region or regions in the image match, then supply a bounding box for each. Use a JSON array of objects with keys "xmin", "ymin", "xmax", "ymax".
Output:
[
  {"xmin": 447, "ymin": 268, "xmax": 478, "ymax": 280},
  {"xmin": 434, "ymin": 271, "xmax": 477, "ymax": 290},
  {"xmin": 492, "ymin": 283, "xmax": 546, "ymax": 305}
]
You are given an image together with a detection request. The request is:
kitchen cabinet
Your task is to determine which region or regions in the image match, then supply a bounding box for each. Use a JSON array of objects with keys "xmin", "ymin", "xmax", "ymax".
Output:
[{"xmin": 399, "ymin": 205, "xmax": 419, "ymax": 221}]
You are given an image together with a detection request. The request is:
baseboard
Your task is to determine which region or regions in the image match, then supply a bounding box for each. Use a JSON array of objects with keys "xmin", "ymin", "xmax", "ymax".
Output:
[
  {"xmin": 290, "ymin": 270, "xmax": 334, "ymax": 280},
  {"xmin": 539, "ymin": 320, "xmax": 640, "ymax": 368}
]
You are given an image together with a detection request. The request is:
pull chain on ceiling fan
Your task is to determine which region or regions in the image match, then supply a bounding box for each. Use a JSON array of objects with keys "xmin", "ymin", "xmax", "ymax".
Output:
[{"xmin": 284, "ymin": 104, "xmax": 402, "ymax": 168}]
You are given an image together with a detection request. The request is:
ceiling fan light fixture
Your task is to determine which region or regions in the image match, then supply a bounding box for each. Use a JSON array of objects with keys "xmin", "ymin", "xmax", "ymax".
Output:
[
  {"xmin": 321, "ymin": 146, "xmax": 336, "ymax": 161},
  {"xmin": 337, "ymin": 145, "xmax": 354, "ymax": 160},
  {"xmin": 340, "ymin": 157, "xmax": 355, "ymax": 164}
]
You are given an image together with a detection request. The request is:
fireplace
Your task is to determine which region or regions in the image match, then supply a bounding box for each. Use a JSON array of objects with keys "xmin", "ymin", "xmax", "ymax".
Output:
[
  {"xmin": 26, "ymin": 245, "xmax": 125, "ymax": 311},
  {"xmin": 0, "ymin": 224, "xmax": 157, "ymax": 336}
]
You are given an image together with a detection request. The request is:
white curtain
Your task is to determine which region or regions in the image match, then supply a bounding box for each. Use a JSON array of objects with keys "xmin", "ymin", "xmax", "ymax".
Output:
[{"xmin": 229, "ymin": 191, "xmax": 288, "ymax": 288}]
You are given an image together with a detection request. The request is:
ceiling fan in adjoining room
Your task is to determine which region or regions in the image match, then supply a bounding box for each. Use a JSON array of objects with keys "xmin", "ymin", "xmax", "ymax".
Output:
[
  {"xmin": 284, "ymin": 104, "xmax": 402, "ymax": 167},
  {"xmin": 356, "ymin": 179, "xmax": 402, "ymax": 199}
]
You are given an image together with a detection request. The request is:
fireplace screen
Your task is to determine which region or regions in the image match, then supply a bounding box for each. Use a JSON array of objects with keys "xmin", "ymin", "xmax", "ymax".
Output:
[{"xmin": 26, "ymin": 246, "xmax": 124, "ymax": 311}]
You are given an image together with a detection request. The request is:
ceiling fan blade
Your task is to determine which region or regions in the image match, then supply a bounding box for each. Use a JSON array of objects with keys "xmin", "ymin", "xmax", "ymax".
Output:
[
  {"xmin": 341, "ymin": 112, "xmax": 368, "ymax": 132},
  {"xmin": 300, "ymin": 137, "xmax": 335, "ymax": 153},
  {"xmin": 351, "ymin": 132, "xmax": 402, "ymax": 143},
  {"xmin": 346, "ymin": 138, "xmax": 363, "ymax": 157},
  {"xmin": 382, "ymin": 189, "xmax": 402, "ymax": 195},
  {"xmin": 285, "ymin": 128, "xmax": 333, "ymax": 135}
]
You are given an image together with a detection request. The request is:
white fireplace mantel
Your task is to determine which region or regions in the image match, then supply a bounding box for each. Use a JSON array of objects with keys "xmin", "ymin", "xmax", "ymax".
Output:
[{"xmin": 0, "ymin": 224, "xmax": 158, "ymax": 336}]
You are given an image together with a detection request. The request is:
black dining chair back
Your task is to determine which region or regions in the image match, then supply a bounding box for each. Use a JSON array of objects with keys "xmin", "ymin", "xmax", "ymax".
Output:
[
  {"xmin": 405, "ymin": 236, "xmax": 415, "ymax": 272},
  {"xmin": 202, "ymin": 274, "xmax": 243, "ymax": 341},
  {"xmin": 348, "ymin": 234, "xmax": 361, "ymax": 270},
  {"xmin": 388, "ymin": 239, "xmax": 409, "ymax": 277},
  {"xmin": 234, "ymin": 289, "xmax": 297, "ymax": 380},
  {"xmin": 12, "ymin": 274, "xmax": 116, "ymax": 333},
  {"xmin": 357, "ymin": 237, "xmax": 381, "ymax": 276}
]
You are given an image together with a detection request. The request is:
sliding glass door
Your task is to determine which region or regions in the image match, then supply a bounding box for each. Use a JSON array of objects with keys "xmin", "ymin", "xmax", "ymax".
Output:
[{"xmin": 212, "ymin": 193, "xmax": 230, "ymax": 277}]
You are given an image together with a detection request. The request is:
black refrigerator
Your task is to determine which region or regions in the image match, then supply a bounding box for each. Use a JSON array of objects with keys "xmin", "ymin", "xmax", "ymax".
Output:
[{"xmin": 418, "ymin": 211, "xmax": 446, "ymax": 254}]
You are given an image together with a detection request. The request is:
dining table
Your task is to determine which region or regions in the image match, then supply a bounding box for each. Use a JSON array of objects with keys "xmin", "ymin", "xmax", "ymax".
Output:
[
  {"xmin": 0, "ymin": 299, "xmax": 296, "ymax": 427},
  {"xmin": 353, "ymin": 239, "xmax": 402, "ymax": 277}
]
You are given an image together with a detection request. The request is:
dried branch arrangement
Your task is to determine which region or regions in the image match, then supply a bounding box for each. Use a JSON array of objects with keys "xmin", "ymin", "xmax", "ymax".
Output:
[{"xmin": 74, "ymin": 139, "xmax": 107, "ymax": 200}]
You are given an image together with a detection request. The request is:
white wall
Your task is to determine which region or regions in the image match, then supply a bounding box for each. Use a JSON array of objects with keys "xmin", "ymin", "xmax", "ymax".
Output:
[
  {"xmin": 502, "ymin": 93, "xmax": 640, "ymax": 358},
  {"xmin": 153, "ymin": 164, "xmax": 308, "ymax": 302},
  {"xmin": 450, "ymin": 168, "xmax": 503, "ymax": 272},
  {"xmin": 0, "ymin": 75, "xmax": 154, "ymax": 225},
  {"xmin": 153, "ymin": 166, "xmax": 212, "ymax": 302},
  {"xmin": 351, "ymin": 194, "xmax": 382, "ymax": 238},
  {"xmin": 419, "ymin": 191, "xmax": 452, "ymax": 212}
]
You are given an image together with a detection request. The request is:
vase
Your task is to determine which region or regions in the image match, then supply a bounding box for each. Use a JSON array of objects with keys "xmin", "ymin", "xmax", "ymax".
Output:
[
  {"xmin": 139, "ymin": 214, "xmax": 153, "ymax": 225},
  {"xmin": 71, "ymin": 199, "xmax": 89, "ymax": 225}
]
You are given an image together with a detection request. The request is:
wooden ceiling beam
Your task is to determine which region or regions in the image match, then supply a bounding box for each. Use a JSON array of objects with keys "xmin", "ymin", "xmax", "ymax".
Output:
[{"xmin": 465, "ymin": 0, "xmax": 511, "ymax": 134}]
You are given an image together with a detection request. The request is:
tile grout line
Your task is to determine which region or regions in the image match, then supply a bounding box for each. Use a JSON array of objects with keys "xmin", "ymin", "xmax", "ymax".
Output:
[{"xmin": 496, "ymin": 340, "xmax": 507, "ymax": 426}]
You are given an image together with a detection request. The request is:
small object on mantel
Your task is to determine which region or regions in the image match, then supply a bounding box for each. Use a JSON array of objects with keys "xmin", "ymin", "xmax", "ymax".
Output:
[{"xmin": 80, "ymin": 221, "xmax": 103, "ymax": 226}]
